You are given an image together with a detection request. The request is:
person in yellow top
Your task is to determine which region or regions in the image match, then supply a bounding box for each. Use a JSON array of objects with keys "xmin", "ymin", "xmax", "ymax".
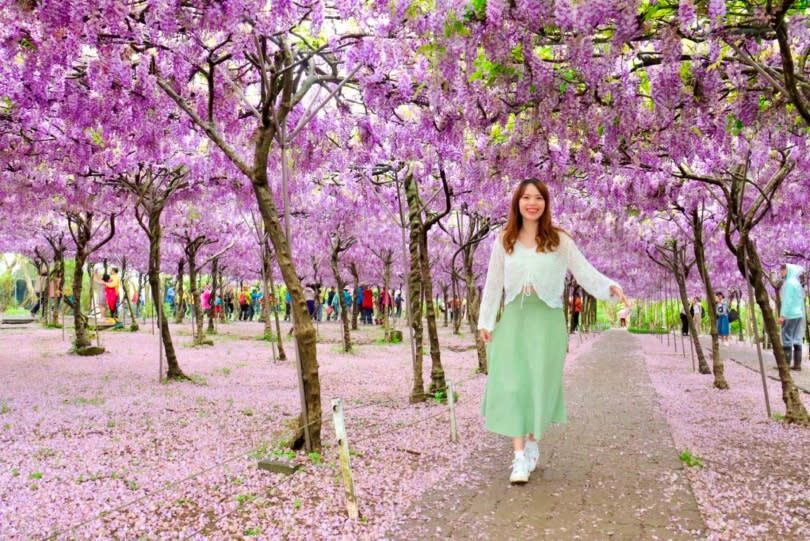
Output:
[{"xmin": 95, "ymin": 267, "xmax": 120, "ymax": 320}]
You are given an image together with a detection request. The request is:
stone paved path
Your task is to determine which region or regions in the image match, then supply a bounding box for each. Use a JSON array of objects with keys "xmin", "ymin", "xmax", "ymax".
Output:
[
  {"xmin": 697, "ymin": 335, "xmax": 809, "ymax": 393},
  {"xmin": 388, "ymin": 330, "xmax": 706, "ymax": 540}
]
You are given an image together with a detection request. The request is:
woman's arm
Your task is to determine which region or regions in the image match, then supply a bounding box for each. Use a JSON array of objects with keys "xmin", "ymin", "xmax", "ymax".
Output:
[{"xmin": 565, "ymin": 235, "xmax": 626, "ymax": 304}]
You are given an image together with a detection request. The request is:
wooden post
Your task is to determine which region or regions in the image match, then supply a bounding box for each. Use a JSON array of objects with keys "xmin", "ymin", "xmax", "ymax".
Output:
[
  {"xmin": 158, "ymin": 302, "xmax": 164, "ymax": 382},
  {"xmin": 158, "ymin": 320, "xmax": 164, "ymax": 382},
  {"xmin": 88, "ymin": 263, "xmax": 101, "ymax": 348},
  {"xmin": 447, "ymin": 380, "xmax": 458, "ymax": 443},
  {"xmin": 331, "ymin": 398, "xmax": 359, "ymax": 520}
]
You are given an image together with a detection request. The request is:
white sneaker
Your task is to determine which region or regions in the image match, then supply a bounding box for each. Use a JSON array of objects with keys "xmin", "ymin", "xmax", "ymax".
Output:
[
  {"xmin": 509, "ymin": 454, "xmax": 530, "ymax": 484},
  {"xmin": 524, "ymin": 440, "xmax": 539, "ymax": 472}
]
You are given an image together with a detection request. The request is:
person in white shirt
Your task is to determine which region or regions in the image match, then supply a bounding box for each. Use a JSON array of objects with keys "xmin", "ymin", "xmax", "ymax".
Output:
[{"xmin": 478, "ymin": 179, "xmax": 627, "ymax": 484}]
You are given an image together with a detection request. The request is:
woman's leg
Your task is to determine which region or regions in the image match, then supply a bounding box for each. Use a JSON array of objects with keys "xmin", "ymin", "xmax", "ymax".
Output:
[
  {"xmin": 512, "ymin": 436, "xmax": 525, "ymax": 451},
  {"xmin": 524, "ymin": 433, "xmax": 539, "ymax": 472}
]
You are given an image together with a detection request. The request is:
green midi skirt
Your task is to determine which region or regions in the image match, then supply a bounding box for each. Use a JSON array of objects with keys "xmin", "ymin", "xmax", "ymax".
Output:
[{"xmin": 481, "ymin": 294, "xmax": 568, "ymax": 438}]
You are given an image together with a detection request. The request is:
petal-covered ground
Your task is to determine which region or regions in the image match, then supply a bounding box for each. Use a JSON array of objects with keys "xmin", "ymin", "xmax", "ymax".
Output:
[
  {"xmin": 640, "ymin": 334, "xmax": 810, "ymax": 540},
  {"xmin": 2, "ymin": 321, "xmax": 809, "ymax": 540},
  {"xmin": 1, "ymin": 318, "xmax": 568, "ymax": 540}
]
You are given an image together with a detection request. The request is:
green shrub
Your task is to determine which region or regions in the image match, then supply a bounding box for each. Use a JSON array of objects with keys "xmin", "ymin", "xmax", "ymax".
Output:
[{"xmin": 628, "ymin": 327, "xmax": 668, "ymax": 334}]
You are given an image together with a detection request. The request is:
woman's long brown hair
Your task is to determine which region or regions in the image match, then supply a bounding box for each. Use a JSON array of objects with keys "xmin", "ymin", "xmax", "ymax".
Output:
[{"xmin": 502, "ymin": 178, "xmax": 563, "ymax": 254}]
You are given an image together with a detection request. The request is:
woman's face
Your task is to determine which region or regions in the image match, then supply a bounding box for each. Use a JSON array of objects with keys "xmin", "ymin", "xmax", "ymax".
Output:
[{"xmin": 519, "ymin": 183, "xmax": 546, "ymax": 223}]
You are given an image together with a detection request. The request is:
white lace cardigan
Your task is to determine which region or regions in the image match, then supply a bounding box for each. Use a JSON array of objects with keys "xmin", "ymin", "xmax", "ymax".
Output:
[{"xmin": 477, "ymin": 233, "xmax": 621, "ymax": 332}]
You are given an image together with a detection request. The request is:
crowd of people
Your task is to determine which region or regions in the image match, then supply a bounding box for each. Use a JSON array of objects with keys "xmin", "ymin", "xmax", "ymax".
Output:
[
  {"xmin": 677, "ymin": 293, "xmax": 737, "ymax": 343},
  {"xmin": 162, "ymin": 281, "xmax": 406, "ymax": 325},
  {"xmin": 23, "ymin": 259, "xmax": 805, "ymax": 376}
]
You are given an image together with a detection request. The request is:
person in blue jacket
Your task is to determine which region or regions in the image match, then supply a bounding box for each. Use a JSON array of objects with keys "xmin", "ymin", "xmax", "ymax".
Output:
[{"xmin": 779, "ymin": 263, "xmax": 806, "ymax": 371}]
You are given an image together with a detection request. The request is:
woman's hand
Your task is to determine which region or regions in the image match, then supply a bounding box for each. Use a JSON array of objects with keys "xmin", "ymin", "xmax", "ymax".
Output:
[
  {"xmin": 610, "ymin": 285, "xmax": 628, "ymax": 306},
  {"xmin": 479, "ymin": 328, "xmax": 492, "ymax": 343}
]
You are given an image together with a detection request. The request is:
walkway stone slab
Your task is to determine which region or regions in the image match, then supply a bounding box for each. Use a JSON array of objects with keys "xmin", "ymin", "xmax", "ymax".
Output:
[
  {"xmin": 698, "ymin": 336, "xmax": 810, "ymax": 393},
  {"xmin": 388, "ymin": 330, "xmax": 705, "ymax": 540}
]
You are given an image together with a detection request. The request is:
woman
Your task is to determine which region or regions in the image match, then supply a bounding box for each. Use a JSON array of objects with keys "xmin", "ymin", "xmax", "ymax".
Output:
[
  {"xmin": 95, "ymin": 268, "xmax": 120, "ymax": 320},
  {"xmin": 478, "ymin": 179, "xmax": 627, "ymax": 484},
  {"xmin": 618, "ymin": 306, "xmax": 630, "ymax": 328},
  {"xmin": 715, "ymin": 292, "xmax": 730, "ymax": 344}
]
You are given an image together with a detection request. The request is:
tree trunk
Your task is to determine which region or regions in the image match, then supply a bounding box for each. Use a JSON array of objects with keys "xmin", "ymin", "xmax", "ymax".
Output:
[
  {"xmin": 49, "ymin": 243, "xmax": 65, "ymax": 326},
  {"xmin": 405, "ymin": 195, "xmax": 426, "ymax": 403},
  {"xmin": 349, "ymin": 262, "xmax": 360, "ymax": 331},
  {"xmin": 674, "ymin": 265, "xmax": 711, "ymax": 374},
  {"xmin": 691, "ymin": 211, "xmax": 727, "ymax": 389},
  {"xmin": 187, "ymin": 253, "xmax": 206, "ymax": 346},
  {"xmin": 174, "ymin": 259, "xmax": 185, "ymax": 324},
  {"xmin": 56, "ymin": 260, "xmax": 65, "ymax": 326},
  {"xmin": 449, "ymin": 269, "xmax": 460, "ymax": 335},
  {"xmin": 65, "ymin": 212, "xmax": 116, "ymax": 354},
  {"xmin": 582, "ymin": 293, "xmax": 595, "ymax": 331},
  {"xmin": 739, "ymin": 238, "xmax": 808, "ymax": 423},
  {"xmin": 330, "ymin": 244, "xmax": 353, "ymax": 353},
  {"xmin": 463, "ymin": 248, "xmax": 486, "ymax": 374},
  {"xmin": 441, "ymin": 291, "xmax": 448, "ymax": 328},
  {"xmin": 267, "ymin": 260, "xmax": 287, "ymax": 360},
  {"xmin": 148, "ymin": 214, "xmax": 185, "ymax": 380},
  {"xmin": 207, "ymin": 257, "xmax": 218, "ymax": 334},
  {"xmin": 70, "ymin": 252, "xmax": 93, "ymax": 350},
  {"xmin": 381, "ymin": 257, "xmax": 393, "ymax": 341},
  {"xmin": 419, "ymin": 228, "xmax": 445, "ymax": 395},
  {"xmin": 250, "ymin": 144, "xmax": 321, "ymax": 451},
  {"xmin": 261, "ymin": 248, "xmax": 274, "ymax": 337},
  {"xmin": 120, "ymin": 258, "xmax": 140, "ymax": 332}
]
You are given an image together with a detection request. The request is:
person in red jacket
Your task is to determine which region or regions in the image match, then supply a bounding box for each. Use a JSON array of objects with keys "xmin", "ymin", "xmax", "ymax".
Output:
[
  {"xmin": 361, "ymin": 285, "xmax": 374, "ymax": 324},
  {"xmin": 569, "ymin": 291, "xmax": 582, "ymax": 333},
  {"xmin": 379, "ymin": 289, "xmax": 393, "ymax": 323}
]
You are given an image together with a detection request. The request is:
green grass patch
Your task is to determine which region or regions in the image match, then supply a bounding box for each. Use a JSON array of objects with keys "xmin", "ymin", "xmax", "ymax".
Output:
[
  {"xmin": 189, "ymin": 374, "xmax": 208, "ymax": 386},
  {"xmin": 68, "ymin": 396, "xmax": 105, "ymax": 406},
  {"xmin": 272, "ymin": 448, "xmax": 296, "ymax": 460},
  {"xmin": 430, "ymin": 389, "xmax": 459, "ymax": 404},
  {"xmin": 679, "ymin": 449, "xmax": 704, "ymax": 468}
]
